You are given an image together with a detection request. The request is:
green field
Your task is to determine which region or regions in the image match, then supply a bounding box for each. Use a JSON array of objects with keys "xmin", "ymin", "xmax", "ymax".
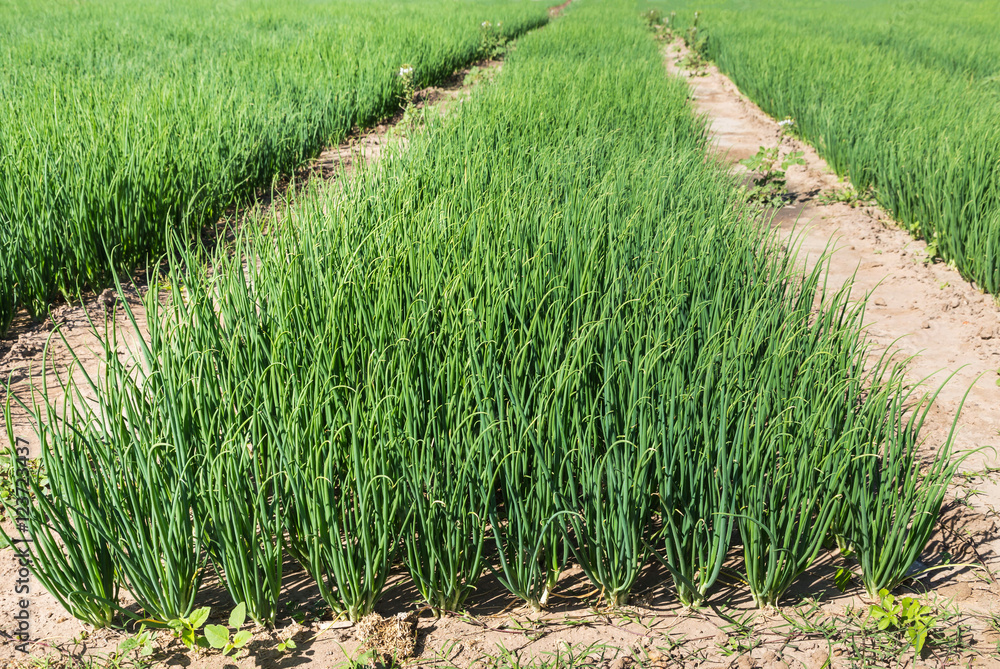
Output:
[
  {"xmin": 0, "ymin": 0, "xmax": 548, "ymax": 334},
  {"xmin": 7, "ymin": 0, "xmax": 959, "ymax": 642},
  {"xmin": 650, "ymin": 0, "xmax": 1000, "ymax": 294}
]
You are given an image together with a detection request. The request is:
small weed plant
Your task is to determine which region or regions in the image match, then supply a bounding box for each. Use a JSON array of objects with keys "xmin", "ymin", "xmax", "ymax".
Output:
[
  {"xmin": 118, "ymin": 626, "xmax": 156, "ymax": 659},
  {"xmin": 643, "ymin": 9, "xmax": 676, "ymax": 41},
  {"xmin": 780, "ymin": 597, "xmax": 971, "ymax": 667},
  {"xmin": 204, "ymin": 603, "xmax": 253, "ymax": 656},
  {"xmin": 818, "ymin": 185, "xmax": 876, "ymax": 208},
  {"xmin": 161, "ymin": 607, "xmax": 211, "ymax": 650},
  {"xmin": 479, "ymin": 21, "xmax": 509, "ymax": 60},
  {"xmin": 685, "ymin": 11, "xmax": 708, "ymax": 54},
  {"xmin": 868, "ymin": 589, "xmax": 936, "ymax": 655},
  {"xmin": 139, "ymin": 604, "xmax": 249, "ymax": 655},
  {"xmin": 398, "ymin": 64, "xmax": 416, "ymax": 108},
  {"xmin": 677, "ymin": 49, "xmax": 709, "ymax": 75},
  {"xmin": 740, "ymin": 146, "xmax": 806, "ymax": 207}
]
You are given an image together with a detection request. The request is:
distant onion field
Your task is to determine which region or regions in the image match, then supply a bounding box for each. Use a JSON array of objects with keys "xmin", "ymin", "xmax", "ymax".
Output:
[
  {"xmin": 0, "ymin": 0, "xmax": 549, "ymax": 334},
  {"xmin": 653, "ymin": 0, "xmax": 1000, "ymax": 294}
]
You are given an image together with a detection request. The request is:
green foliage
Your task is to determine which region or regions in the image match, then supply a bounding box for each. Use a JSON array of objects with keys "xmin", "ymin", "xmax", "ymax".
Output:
[
  {"xmin": 117, "ymin": 625, "xmax": 155, "ymax": 658},
  {"xmin": 642, "ymin": 9, "xmax": 675, "ymax": 41},
  {"xmin": 733, "ymin": 293, "xmax": 865, "ymax": 608},
  {"xmin": 654, "ymin": 378, "xmax": 735, "ymax": 608},
  {"xmin": 1, "ymin": 390, "xmax": 118, "ymax": 628},
  {"xmin": 278, "ymin": 375, "xmax": 406, "ymax": 622},
  {"xmin": 201, "ymin": 427, "xmax": 284, "ymax": 626},
  {"xmin": 163, "ymin": 606, "xmax": 211, "ymax": 651},
  {"xmin": 9, "ymin": 0, "xmax": 961, "ymax": 631},
  {"xmin": 684, "ymin": 10, "xmax": 708, "ymax": 55},
  {"xmin": 841, "ymin": 365, "xmax": 972, "ymax": 598},
  {"xmin": 658, "ymin": 0, "xmax": 1000, "ymax": 294},
  {"xmin": 400, "ymin": 385, "xmax": 492, "ymax": 614},
  {"xmin": 834, "ymin": 566, "xmax": 855, "ymax": 593},
  {"xmin": 868, "ymin": 589, "xmax": 936, "ymax": 655},
  {"xmin": 138, "ymin": 604, "xmax": 252, "ymax": 655},
  {"xmin": 479, "ymin": 21, "xmax": 511, "ymax": 60},
  {"xmin": 485, "ymin": 362, "xmax": 568, "ymax": 611},
  {"xmin": 0, "ymin": 0, "xmax": 549, "ymax": 334},
  {"xmin": 203, "ymin": 603, "xmax": 253, "ymax": 656},
  {"xmin": 739, "ymin": 146, "xmax": 806, "ymax": 207},
  {"xmin": 817, "ymin": 184, "xmax": 876, "ymax": 208},
  {"xmin": 398, "ymin": 64, "xmax": 417, "ymax": 109}
]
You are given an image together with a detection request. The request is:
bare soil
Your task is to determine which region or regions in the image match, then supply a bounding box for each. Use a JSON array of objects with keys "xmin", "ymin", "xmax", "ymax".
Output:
[{"xmin": 3, "ymin": 28, "xmax": 1000, "ymax": 669}]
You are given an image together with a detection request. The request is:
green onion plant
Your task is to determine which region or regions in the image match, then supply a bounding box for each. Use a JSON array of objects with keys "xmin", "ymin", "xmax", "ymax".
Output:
[{"xmin": 2, "ymin": 387, "xmax": 119, "ymax": 628}]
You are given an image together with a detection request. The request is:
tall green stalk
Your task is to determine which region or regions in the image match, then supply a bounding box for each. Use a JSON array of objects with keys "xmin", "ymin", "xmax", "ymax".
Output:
[
  {"xmin": 845, "ymin": 374, "xmax": 971, "ymax": 597},
  {"xmin": 1, "ymin": 388, "xmax": 118, "ymax": 628},
  {"xmin": 201, "ymin": 433, "xmax": 284, "ymax": 626},
  {"xmin": 655, "ymin": 358, "xmax": 735, "ymax": 608},
  {"xmin": 280, "ymin": 379, "xmax": 405, "ymax": 622}
]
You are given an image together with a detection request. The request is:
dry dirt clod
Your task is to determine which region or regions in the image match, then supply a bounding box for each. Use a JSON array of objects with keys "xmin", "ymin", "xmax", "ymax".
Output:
[
  {"xmin": 761, "ymin": 651, "xmax": 789, "ymax": 669},
  {"xmin": 609, "ymin": 656, "xmax": 635, "ymax": 669},
  {"xmin": 356, "ymin": 611, "xmax": 418, "ymax": 666},
  {"xmin": 937, "ymin": 582, "xmax": 974, "ymax": 601},
  {"xmin": 97, "ymin": 288, "xmax": 118, "ymax": 312},
  {"xmin": 3, "ymin": 336, "xmax": 42, "ymax": 362},
  {"xmin": 804, "ymin": 649, "xmax": 830, "ymax": 669}
]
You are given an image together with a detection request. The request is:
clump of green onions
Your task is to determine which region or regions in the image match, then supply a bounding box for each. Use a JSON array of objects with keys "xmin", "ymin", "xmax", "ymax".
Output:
[
  {"xmin": 2, "ymin": 388, "xmax": 119, "ymax": 628},
  {"xmin": 654, "ymin": 363, "xmax": 735, "ymax": 609},
  {"xmin": 842, "ymin": 366, "xmax": 970, "ymax": 597},
  {"xmin": 481, "ymin": 357, "xmax": 570, "ymax": 612},
  {"xmin": 201, "ymin": 437, "xmax": 284, "ymax": 627}
]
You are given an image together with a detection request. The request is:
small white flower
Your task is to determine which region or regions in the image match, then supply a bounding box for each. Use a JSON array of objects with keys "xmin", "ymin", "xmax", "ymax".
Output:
[
  {"xmin": 398, "ymin": 66, "xmax": 413, "ymax": 77},
  {"xmin": 778, "ymin": 118, "xmax": 795, "ymax": 127},
  {"xmin": 481, "ymin": 20, "xmax": 491, "ymax": 27}
]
